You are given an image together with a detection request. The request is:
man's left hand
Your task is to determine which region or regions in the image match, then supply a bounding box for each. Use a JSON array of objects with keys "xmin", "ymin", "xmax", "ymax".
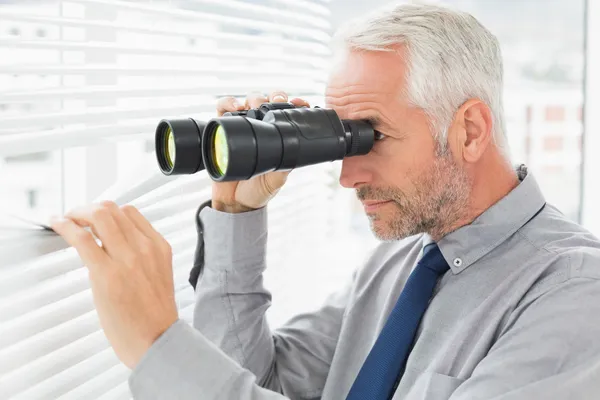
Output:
[{"xmin": 50, "ymin": 201, "xmax": 179, "ymax": 369}]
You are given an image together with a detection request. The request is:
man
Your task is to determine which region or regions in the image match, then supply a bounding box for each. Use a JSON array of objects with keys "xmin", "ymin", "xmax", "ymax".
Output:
[{"xmin": 51, "ymin": 3, "xmax": 600, "ymax": 400}]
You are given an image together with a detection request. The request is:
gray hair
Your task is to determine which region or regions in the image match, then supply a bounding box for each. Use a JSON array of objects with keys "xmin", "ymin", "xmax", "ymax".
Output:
[{"xmin": 333, "ymin": 2, "xmax": 509, "ymax": 157}]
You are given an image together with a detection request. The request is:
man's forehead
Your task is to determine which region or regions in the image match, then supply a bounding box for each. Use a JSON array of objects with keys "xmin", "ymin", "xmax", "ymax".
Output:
[{"xmin": 326, "ymin": 49, "xmax": 406, "ymax": 96}]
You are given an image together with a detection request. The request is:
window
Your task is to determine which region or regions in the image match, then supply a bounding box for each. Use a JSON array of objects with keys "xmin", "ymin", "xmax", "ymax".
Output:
[
  {"xmin": 581, "ymin": 0, "xmax": 600, "ymax": 232},
  {"xmin": 543, "ymin": 136, "xmax": 565, "ymax": 152},
  {"xmin": 26, "ymin": 189, "xmax": 38, "ymax": 209},
  {"xmin": 542, "ymin": 165, "xmax": 565, "ymax": 175},
  {"xmin": 0, "ymin": 0, "xmax": 334, "ymax": 397},
  {"xmin": 449, "ymin": 1, "xmax": 585, "ymax": 223},
  {"xmin": 545, "ymin": 106, "xmax": 566, "ymax": 122},
  {"xmin": 524, "ymin": 135, "xmax": 532, "ymax": 159}
]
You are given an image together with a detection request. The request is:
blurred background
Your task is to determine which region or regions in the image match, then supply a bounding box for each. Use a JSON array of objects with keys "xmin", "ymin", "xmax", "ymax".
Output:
[
  {"xmin": 0, "ymin": 0, "xmax": 591, "ymax": 224},
  {"xmin": 0, "ymin": 0, "xmax": 598, "ymax": 398}
]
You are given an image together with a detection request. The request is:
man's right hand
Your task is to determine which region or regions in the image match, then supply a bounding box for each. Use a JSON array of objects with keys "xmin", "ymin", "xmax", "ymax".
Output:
[{"xmin": 211, "ymin": 91, "xmax": 310, "ymax": 213}]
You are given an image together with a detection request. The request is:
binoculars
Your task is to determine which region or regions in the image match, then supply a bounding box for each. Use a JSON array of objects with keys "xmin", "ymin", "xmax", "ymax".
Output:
[{"xmin": 155, "ymin": 102, "xmax": 377, "ymax": 182}]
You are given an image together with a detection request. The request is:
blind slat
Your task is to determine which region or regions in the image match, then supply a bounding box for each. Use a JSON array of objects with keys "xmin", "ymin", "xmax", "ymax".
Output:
[
  {"xmin": 69, "ymin": 0, "xmax": 330, "ymax": 42},
  {"xmin": 0, "ymin": 122, "xmax": 157, "ymax": 157},
  {"xmin": 0, "ymin": 12, "xmax": 330, "ymax": 54},
  {"xmin": 0, "ymin": 38, "xmax": 328, "ymax": 68},
  {"xmin": 0, "ymin": 104, "xmax": 214, "ymax": 131},
  {"xmin": 94, "ymin": 381, "xmax": 132, "ymax": 400},
  {"xmin": 0, "ymin": 65, "xmax": 326, "ymax": 78},
  {"xmin": 183, "ymin": 0, "xmax": 331, "ymax": 29},
  {"xmin": 1, "ymin": 82, "xmax": 325, "ymax": 103}
]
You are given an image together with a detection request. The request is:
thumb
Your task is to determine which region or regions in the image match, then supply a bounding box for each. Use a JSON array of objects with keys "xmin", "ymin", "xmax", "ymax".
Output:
[
  {"xmin": 264, "ymin": 170, "xmax": 290, "ymax": 195},
  {"xmin": 234, "ymin": 170, "xmax": 291, "ymax": 210}
]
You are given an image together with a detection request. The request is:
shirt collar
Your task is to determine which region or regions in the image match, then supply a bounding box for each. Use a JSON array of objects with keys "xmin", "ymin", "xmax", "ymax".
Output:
[
  {"xmin": 420, "ymin": 233, "xmax": 434, "ymax": 258},
  {"xmin": 435, "ymin": 165, "xmax": 546, "ymax": 274}
]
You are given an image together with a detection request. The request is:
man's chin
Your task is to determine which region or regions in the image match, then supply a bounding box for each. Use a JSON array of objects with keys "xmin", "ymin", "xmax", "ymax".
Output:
[{"xmin": 368, "ymin": 216, "xmax": 409, "ymax": 242}]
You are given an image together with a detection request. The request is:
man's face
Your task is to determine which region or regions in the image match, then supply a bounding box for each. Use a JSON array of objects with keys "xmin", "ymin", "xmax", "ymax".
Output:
[{"xmin": 326, "ymin": 48, "xmax": 472, "ymax": 241}]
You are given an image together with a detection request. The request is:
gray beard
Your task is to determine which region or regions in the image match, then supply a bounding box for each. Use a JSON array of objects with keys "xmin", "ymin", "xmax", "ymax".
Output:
[{"xmin": 358, "ymin": 153, "xmax": 472, "ymax": 241}]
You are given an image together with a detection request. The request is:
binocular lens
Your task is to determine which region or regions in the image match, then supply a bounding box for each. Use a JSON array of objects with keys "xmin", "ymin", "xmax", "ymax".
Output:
[
  {"xmin": 165, "ymin": 126, "xmax": 176, "ymax": 169},
  {"xmin": 155, "ymin": 118, "xmax": 206, "ymax": 175},
  {"xmin": 212, "ymin": 125, "xmax": 229, "ymax": 177}
]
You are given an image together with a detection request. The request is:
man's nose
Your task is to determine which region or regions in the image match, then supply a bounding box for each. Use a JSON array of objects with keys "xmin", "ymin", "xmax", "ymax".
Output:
[{"xmin": 339, "ymin": 156, "xmax": 373, "ymax": 189}]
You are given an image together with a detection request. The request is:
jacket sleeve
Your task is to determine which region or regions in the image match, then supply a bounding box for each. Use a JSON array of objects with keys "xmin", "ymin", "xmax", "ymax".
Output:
[
  {"xmin": 129, "ymin": 203, "xmax": 353, "ymax": 399},
  {"xmin": 128, "ymin": 319, "xmax": 292, "ymax": 399}
]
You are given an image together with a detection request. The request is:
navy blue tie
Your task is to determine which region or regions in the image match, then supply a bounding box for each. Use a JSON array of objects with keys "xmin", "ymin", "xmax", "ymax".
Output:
[{"xmin": 346, "ymin": 243, "xmax": 449, "ymax": 400}]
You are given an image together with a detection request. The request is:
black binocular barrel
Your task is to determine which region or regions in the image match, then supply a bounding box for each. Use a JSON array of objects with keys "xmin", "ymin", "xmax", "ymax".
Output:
[{"xmin": 154, "ymin": 104, "xmax": 375, "ymax": 180}]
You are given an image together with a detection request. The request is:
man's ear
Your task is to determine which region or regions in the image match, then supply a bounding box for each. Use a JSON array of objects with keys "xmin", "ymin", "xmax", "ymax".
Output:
[{"xmin": 449, "ymin": 99, "xmax": 493, "ymax": 163}]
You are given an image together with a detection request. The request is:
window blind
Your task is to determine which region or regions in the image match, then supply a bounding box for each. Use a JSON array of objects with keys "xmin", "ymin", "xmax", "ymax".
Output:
[{"xmin": 0, "ymin": 0, "xmax": 336, "ymax": 398}]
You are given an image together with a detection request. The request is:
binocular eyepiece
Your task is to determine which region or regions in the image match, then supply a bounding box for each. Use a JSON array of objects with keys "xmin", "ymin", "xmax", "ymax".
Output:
[{"xmin": 155, "ymin": 102, "xmax": 376, "ymax": 182}]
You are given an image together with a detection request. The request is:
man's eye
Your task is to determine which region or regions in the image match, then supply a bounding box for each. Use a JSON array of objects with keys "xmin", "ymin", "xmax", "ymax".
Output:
[{"xmin": 374, "ymin": 131, "xmax": 386, "ymax": 141}]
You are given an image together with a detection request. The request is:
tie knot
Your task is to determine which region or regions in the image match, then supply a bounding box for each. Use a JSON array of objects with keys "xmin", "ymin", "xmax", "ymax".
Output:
[{"xmin": 419, "ymin": 243, "xmax": 449, "ymax": 275}]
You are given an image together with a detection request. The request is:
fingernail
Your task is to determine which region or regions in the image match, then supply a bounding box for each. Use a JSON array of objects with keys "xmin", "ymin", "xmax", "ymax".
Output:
[
  {"xmin": 273, "ymin": 95, "xmax": 286, "ymax": 102},
  {"xmin": 231, "ymin": 99, "xmax": 240, "ymax": 109}
]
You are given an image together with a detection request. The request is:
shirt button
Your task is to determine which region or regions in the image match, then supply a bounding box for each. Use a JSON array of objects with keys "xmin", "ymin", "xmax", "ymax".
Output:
[{"xmin": 453, "ymin": 258, "xmax": 463, "ymax": 267}]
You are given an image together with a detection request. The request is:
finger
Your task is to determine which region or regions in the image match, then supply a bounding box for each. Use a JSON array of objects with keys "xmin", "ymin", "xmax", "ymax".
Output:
[
  {"xmin": 216, "ymin": 96, "xmax": 244, "ymax": 116},
  {"xmin": 70, "ymin": 201, "xmax": 143, "ymax": 248},
  {"xmin": 121, "ymin": 206, "xmax": 173, "ymax": 282},
  {"xmin": 50, "ymin": 217, "xmax": 110, "ymax": 269},
  {"xmin": 245, "ymin": 92, "xmax": 269, "ymax": 109},
  {"xmin": 107, "ymin": 201, "xmax": 148, "ymax": 248},
  {"xmin": 121, "ymin": 205, "xmax": 169, "ymax": 251},
  {"xmin": 290, "ymin": 98, "xmax": 310, "ymax": 108},
  {"xmin": 268, "ymin": 91, "xmax": 288, "ymax": 103},
  {"xmin": 64, "ymin": 203, "xmax": 133, "ymax": 260}
]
